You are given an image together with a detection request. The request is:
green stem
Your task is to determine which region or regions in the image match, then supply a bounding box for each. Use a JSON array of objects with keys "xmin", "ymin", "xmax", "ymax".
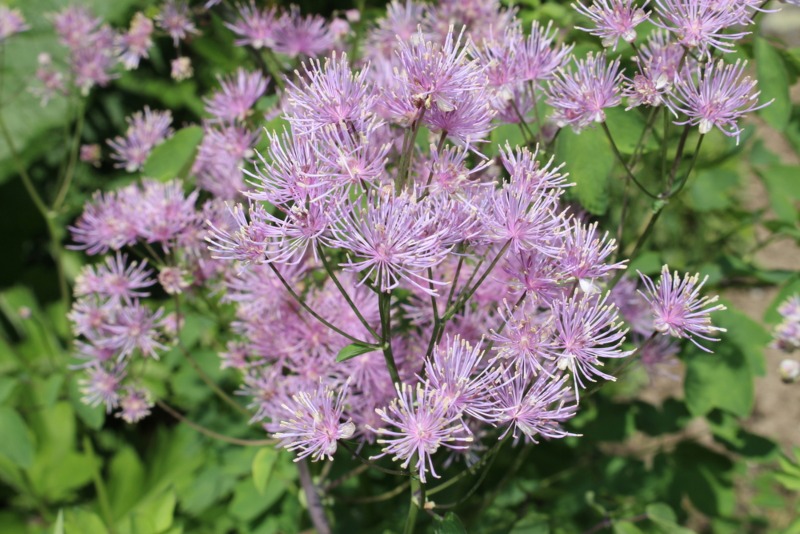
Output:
[
  {"xmin": 396, "ymin": 107, "xmax": 426, "ymax": 194},
  {"xmin": 601, "ymin": 122, "xmax": 659, "ymax": 200},
  {"xmin": 173, "ymin": 294, "xmax": 250, "ymax": 417},
  {"xmin": 427, "ymin": 436, "xmax": 507, "ymax": 496},
  {"xmin": 268, "ymin": 262, "xmax": 375, "ymax": 346},
  {"xmin": 404, "ymin": 477, "xmax": 422, "ymax": 534},
  {"xmin": 318, "ymin": 247, "xmax": 380, "ymax": 340},
  {"xmin": 53, "ymin": 99, "xmax": 86, "ymax": 211},
  {"xmin": 156, "ymin": 400, "xmax": 276, "ymax": 446},
  {"xmin": 0, "ymin": 112, "xmax": 69, "ymax": 309},
  {"xmin": 443, "ymin": 240, "xmax": 511, "ymax": 322},
  {"xmin": 84, "ymin": 437, "xmax": 118, "ymax": 534},
  {"xmin": 379, "ymin": 291, "xmax": 401, "ymax": 385}
]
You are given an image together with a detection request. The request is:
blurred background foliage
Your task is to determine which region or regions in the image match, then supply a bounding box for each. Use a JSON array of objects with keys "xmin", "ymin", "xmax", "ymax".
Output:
[{"xmin": 0, "ymin": 0, "xmax": 799, "ymax": 533}]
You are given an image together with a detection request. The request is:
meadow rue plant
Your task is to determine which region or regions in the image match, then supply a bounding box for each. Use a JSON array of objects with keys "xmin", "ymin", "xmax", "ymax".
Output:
[{"xmin": 2, "ymin": 0, "xmax": 792, "ymax": 531}]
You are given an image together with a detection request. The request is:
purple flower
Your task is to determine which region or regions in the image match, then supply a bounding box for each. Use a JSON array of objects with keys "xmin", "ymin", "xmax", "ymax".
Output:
[
  {"xmin": 107, "ymin": 107, "xmax": 173, "ymax": 172},
  {"xmin": 156, "ymin": 0, "xmax": 199, "ymax": 47},
  {"xmin": 330, "ymin": 192, "xmax": 453, "ymax": 295},
  {"xmin": 423, "ymin": 336, "xmax": 503, "ymax": 424},
  {"xmin": 31, "ymin": 53, "xmax": 66, "ymax": 106},
  {"xmin": 171, "ymin": 56, "xmax": 193, "ymax": 81},
  {"xmin": 81, "ymin": 364, "xmax": 126, "ymax": 412},
  {"xmin": 370, "ymin": 383, "xmax": 472, "ymax": 482},
  {"xmin": 117, "ymin": 12, "xmax": 154, "ymax": 70},
  {"xmin": 116, "ymin": 386, "xmax": 153, "ymax": 423},
  {"xmin": 225, "ymin": 1, "xmax": 279, "ymax": 49},
  {"xmin": 653, "ymin": 0, "xmax": 748, "ymax": 55},
  {"xmin": 494, "ymin": 367, "xmax": 578, "ymax": 443},
  {"xmin": 609, "ymin": 277, "xmax": 654, "ymax": 335},
  {"xmin": 550, "ymin": 293, "xmax": 631, "ymax": 396},
  {"xmin": 194, "ymin": 124, "xmax": 259, "ymax": 199},
  {"xmin": 499, "ymin": 144, "xmax": 570, "ymax": 193},
  {"xmin": 69, "ymin": 187, "xmax": 141, "ymax": 255},
  {"xmin": 386, "ymin": 26, "xmax": 484, "ymax": 121},
  {"xmin": 275, "ymin": 381, "xmax": 356, "ymax": 462},
  {"xmin": 135, "ymin": 180, "xmax": 200, "ymax": 249},
  {"xmin": 285, "ymin": 53, "xmax": 376, "ymax": 135},
  {"xmin": 492, "ymin": 301, "xmax": 556, "ymax": 375},
  {"xmin": 312, "ymin": 121, "xmax": 391, "ymax": 188},
  {"xmin": 104, "ymin": 302, "xmax": 166, "ymax": 359},
  {"xmin": 80, "ymin": 144, "xmax": 101, "ymax": 167},
  {"xmin": 75, "ymin": 253, "xmax": 155, "ymax": 305},
  {"xmin": 364, "ymin": 0, "xmax": 427, "ymax": 62},
  {"xmin": 204, "ymin": 69, "xmax": 268, "ymax": 124},
  {"xmin": 52, "ymin": 5, "xmax": 101, "ymax": 49},
  {"xmin": 547, "ymin": 53, "xmax": 623, "ymax": 131},
  {"xmin": 424, "ymin": 86, "xmax": 496, "ymax": 145},
  {"xmin": 272, "ymin": 5, "xmax": 334, "ymax": 58},
  {"xmin": 637, "ymin": 265, "xmax": 727, "ymax": 352},
  {"xmin": 483, "ymin": 185, "xmax": 562, "ymax": 256},
  {"xmin": 668, "ymin": 60, "xmax": 769, "ymax": 143},
  {"xmin": 557, "ymin": 220, "xmax": 626, "ymax": 292},
  {"xmin": 0, "ymin": 6, "xmax": 29, "ymax": 42},
  {"xmin": 517, "ymin": 21, "xmax": 573, "ymax": 86},
  {"xmin": 573, "ymin": 0, "xmax": 650, "ymax": 50}
]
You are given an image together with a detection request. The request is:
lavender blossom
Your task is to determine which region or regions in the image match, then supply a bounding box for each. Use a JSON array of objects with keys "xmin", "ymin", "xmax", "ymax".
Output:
[
  {"xmin": 272, "ymin": 5, "xmax": 334, "ymax": 58},
  {"xmin": 423, "ymin": 336, "xmax": 503, "ymax": 423},
  {"xmin": 550, "ymin": 293, "xmax": 631, "ymax": 395},
  {"xmin": 204, "ymin": 69, "xmax": 268, "ymax": 124},
  {"xmin": 107, "ymin": 107, "xmax": 173, "ymax": 172},
  {"xmin": 668, "ymin": 60, "xmax": 769, "ymax": 143},
  {"xmin": 104, "ymin": 302, "xmax": 166, "ymax": 359},
  {"xmin": 771, "ymin": 295, "xmax": 800, "ymax": 352},
  {"xmin": 494, "ymin": 367, "xmax": 578, "ymax": 443},
  {"xmin": 156, "ymin": 0, "xmax": 198, "ymax": 47},
  {"xmin": 31, "ymin": 53, "xmax": 65, "ymax": 106},
  {"xmin": 171, "ymin": 56, "xmax": 193, "ymax": 81},
  {"xmin": 116, "ymin": 386, "xmax": 153, "ymax": 423},
  {"xmin": 0, "ymin": 6, "xmax": 29, "ymax": 42},
  {"xmin": 547, "ymin": 53, "xmax": 623, "ymax": 131},
  {"xmin": 74, "ymin": 253, "xmax": 155, "ymax": 305},
  {"xmin": 371, "ymin": 383, "xmax": 472, "ymax": 482},
  {"xmin": 275, "ymin": 381, "xmax": 356, "ymax": 462},
  {"xmin": 330, "ymin": 192, "xmax": 452, "ymax": 295},
  {"xmin": 225, "ymin": 1, "xmax": 279, "ymax": 49},
  {"xmin": 518, "ymin": 21, "xmax": 573, "ymax": 87},
  {"xmin": 573, "ymin": 0, "xmax": 650, "ymax": 49},
  {"xmin": 117, "ymin": 12, "xmax": 154, "ymax": 70},
  {"xmin": 637, "ymin": 265, "xmax": 727, "ymax": 352},
  {"xmin": 81, "ymin": 364, "xmax": 126, "ymax": 412},
  {"xmin": 653, "ymin": 0, "xmax": 747, "ymax": 55}
]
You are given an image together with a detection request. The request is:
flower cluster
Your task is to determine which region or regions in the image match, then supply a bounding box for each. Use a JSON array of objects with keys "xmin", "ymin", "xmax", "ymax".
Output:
[
  {"xmin": 61, "ymin": 0, "xmax": 744, "ymax": 486},
  {"xmin": 771, "ymin": 295, "xmax": 800, "ymax": 384}
]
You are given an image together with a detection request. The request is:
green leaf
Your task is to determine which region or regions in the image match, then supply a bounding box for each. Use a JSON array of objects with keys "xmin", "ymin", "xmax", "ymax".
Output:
[
  {"xmin": 555, "ymin": 127, "xmax": 614, "ymax": 215},
  {"xmin": 0, "ymin": 407, "xmax": 34, "ymax": 469},
  {"xmin": 108, "ymin": 447, "xmax": 146, "ymax": 520},
  {"xmin": 53, "ymin": 510, "xmax": 65, "ymax": 534},
  {"xmin": 252, "ymin": 448, "xmax": 279, "ymax": 495},
  {"xmin": 715, "ymin": 306, "xmax": 770, "ymax": 377},
  {"xmin": 0, "ymin": 376, "xmax": 17, "ymax": 405},
  {"xmin": 613, "ymin": 522, "xmax": 643, "ymax": 534},
  {"xmin": 336, "ymin": 342, "xmax": 379, "ymax": 362},
  {"xmin": 756, "ymin": 164, "xmax": 800, "ymax": 223},
  {"xmin": 67, "ymin": 375, "xmax": 105, "ymax": 430},
  {"xmin": 435, "ymin": 512, "xmax": 467, "ymax": 534},
  {"xmin": 510, "ymin": 511, "xmax": 549, "ymax": 534},
  {"xmin": 142, "ymin": 126, "xmax": 204, "ymax": 182},
  {"xmin": 684, "ymin": 340, "xmax": 753, "ymax": 418},
  {"xmin": 765, "ymin": 275, "xmax": 800, "ymax": 324},
  {"xmin": 604, "ymin": 107, "xmax": 657, "ymax": 156},
  {"xmin": 646, "ymin": 503, "xmax": 676, "ymax": 524},
  {"xmin": 64, "ymin": 509, "xmax": 107, "ymax": 534},
  {"xmin": 755, "ymin": 37, "xmax": 791, "ymax": 132}
]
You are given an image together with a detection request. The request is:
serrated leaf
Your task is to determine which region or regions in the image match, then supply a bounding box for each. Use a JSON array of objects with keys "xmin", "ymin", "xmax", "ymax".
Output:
[
  {"xmin": 336, "ymin": 342, "xmax": 379, "ymax": 362},
  {"xmin": 142, "ymin": 126, "xmax": 204, "ymax": 182},
  {"xmin": 755, "ymin": 37, "xmax": 791, "ymax": 132},
  {"xmin": 252, "ymin": 448, "xmax": 279, "ymax": 495},
  {"xmin": 555, "ymin": 127, "xmax": 614, "ymax": 215},
  {"xmin": 0, "ymin": 407, "xmax": 34, "ymax": 469},
  {"xmin": 435, "ymin": 512, "xmax": 467, "ymax": 534}
]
